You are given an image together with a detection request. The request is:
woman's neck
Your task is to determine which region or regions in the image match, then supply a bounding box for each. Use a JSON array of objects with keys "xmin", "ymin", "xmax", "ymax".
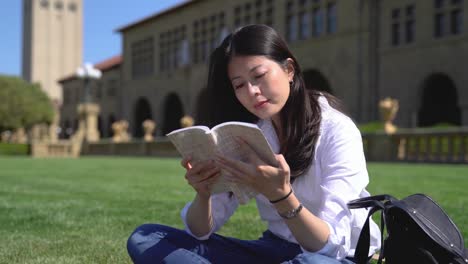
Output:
[{"xmin": 271, "ymin": 115, "xmax": 282, "ymax": 141}]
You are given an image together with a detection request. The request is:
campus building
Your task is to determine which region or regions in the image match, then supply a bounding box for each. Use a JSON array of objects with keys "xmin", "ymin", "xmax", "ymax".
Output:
[
  {"xmin": 22, "ymin": 0, "xmax": 82, "ymax": 104},
  {"xmin": 59, "ymin": 0, "xmax": 467, "ymax": 138},
  {"xmin": 58, "ymin": 56, "xmax": 122, "ymax": 139}
]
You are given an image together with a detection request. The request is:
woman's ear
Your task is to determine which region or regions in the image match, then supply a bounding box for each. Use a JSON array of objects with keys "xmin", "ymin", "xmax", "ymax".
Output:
[{"xmin": 285, "ymin": 58, "xmax": 295, "ymax": 82}]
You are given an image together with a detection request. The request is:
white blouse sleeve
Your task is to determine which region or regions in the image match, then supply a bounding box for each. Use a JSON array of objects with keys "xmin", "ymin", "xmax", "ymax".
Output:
[
  {"xmin": 180, "ymin": 192, "xmax": 239, "ymax": 240},
  {"xmin": 313, "ymin": 117, "xmax": 370, "ymax": 259}
]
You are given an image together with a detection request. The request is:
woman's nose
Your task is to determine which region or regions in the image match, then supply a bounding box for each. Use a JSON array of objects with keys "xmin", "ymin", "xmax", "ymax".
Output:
[{"xmin": 247, "ymin": 83, "xmax": 261, "ymax": 96}]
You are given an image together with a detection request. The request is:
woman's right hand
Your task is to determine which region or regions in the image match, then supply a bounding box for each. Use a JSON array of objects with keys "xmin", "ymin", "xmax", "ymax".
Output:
[{"xmin": 181, "ymin": 157, "xmax": 221, "ymax": 200}]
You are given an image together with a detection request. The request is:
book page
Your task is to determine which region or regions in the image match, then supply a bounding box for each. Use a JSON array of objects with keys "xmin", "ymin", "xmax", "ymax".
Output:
[
  {"xmin": 212, "ymin": 122, "xmax": 278, "ymax": 204},
  {"xmin": 166, "ymin": 126, "xmax": 231, "ymax": 194},
  {"xmin": 213, "ymin": 122, "xmax": 277, "ymax": 166},
  {"xmin": 166, "ymin": 126, "xmax": 216, "ymax": 163}
]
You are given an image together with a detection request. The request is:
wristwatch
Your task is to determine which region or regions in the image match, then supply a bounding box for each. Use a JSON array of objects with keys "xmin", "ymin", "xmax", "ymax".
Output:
[{"xmin": 279, "ymin": 203, "xmax": 303, "ymax": 219}]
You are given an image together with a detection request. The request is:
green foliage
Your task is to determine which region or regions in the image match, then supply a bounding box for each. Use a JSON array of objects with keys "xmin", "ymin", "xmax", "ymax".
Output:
[
  {"xmin": 358, "ymin": 121, "xmax": 385, "ymax": 134},
  {"xmin": 0, "ymin": 157, "xmax": 467, "ymax": 263},
  {"xmin": 0, "ymin": 143, "xmax": 29, "ymax": 155},
  {"xmin": 359, "ymin": 121, "xmax": 459, "ymax": 134},
  {"xmin": 0, "ymin": 75, "xmax": 54, "ymax": 131}
]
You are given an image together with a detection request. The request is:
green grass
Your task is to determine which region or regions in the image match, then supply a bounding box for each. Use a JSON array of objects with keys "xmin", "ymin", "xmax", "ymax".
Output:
[{"xmin": 0, "ymin": 157, "xmax": 467, "ymax": 263}]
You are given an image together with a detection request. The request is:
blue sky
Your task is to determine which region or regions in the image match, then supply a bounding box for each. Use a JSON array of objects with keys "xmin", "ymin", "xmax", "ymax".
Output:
[{"xmin": 0, "ymin": 0, "xmax": 186, "ymax": 77}]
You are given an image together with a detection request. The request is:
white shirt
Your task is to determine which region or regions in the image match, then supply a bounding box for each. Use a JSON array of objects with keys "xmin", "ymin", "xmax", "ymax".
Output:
[{"xmin": 181, "ymin": 96, "xmax": 381, "ymax": 260}]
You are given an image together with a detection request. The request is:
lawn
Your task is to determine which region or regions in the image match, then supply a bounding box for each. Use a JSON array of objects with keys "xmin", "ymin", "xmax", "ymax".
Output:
[{"xmin": 0, "ymin": 156, "xmax": 467, "ymax": 263}]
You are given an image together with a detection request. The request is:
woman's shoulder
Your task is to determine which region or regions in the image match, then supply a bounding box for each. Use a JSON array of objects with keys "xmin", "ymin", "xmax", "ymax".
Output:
[{"xmin": 318, "ymin": 96, "xmax": 361, "ymax": 139}]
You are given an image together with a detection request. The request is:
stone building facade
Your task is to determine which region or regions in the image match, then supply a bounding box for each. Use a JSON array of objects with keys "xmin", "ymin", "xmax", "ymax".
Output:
[
  {"xmin": 59, "ymin": 56, "xmax": 121, "ymax": 139},
  {"xmin": 22, "ymin": 0, "xmax": 82, "ymax": 103},
  {"xmin": 60, "ymin": 0, "xmax": 467, "ymax": 138}
]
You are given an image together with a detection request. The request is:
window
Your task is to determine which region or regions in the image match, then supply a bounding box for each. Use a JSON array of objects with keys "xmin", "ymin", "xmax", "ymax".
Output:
[
  {"xmin": 244, "ymin": 3, "xmax": 252, "ymax": 24},
  {"xmin": 95, "ymin": 81, "xmax": 102, "ymax": 99},
  {"xmin": 255, "ymin": 0, "xmax": 263, "ymax": 23},
  {"xmin": 287, "ymin": 15, "xmax": 298, "ymax": 41},
  {"xmin": 451, "ymin": 9, "xmax": 462, "ymax": 34},
  {"xmin": 435, "ymin": 13, "xmax": 445, "ymax": 37},
  {"xmin": 40, "ymin": 0, "xmax": 49, "ymax": 8},
  {"xmin": 234, "ymin": 6, "xmax": 242, "ymax": 27},
  {"xmin": 405, "ymin": 5, "xmax": 415, "ymax": 43},
  {"xmin": 326, "ymin": 2, "xmax": 337, "ymax": 34},
  {"xmin": 55, "ymin": 1, "xmax": 63, "ymax": 10},
  {"xmin": 234, "ymin": 0, "xmax": 274, "ymax": 28},
  {"xmin": 298, "ymin": 0, "xmax": 310, "ymax": 39},
  {"xmin": 180, "ymin": 39, "xmax": 190, "ymax": 66},
  {"xmin": 392, "ymin": 22, "xmax": 400, "ymax": 45},
  {"xmin": 160, "ymin": 25, "xmax": 187, "ymax": 72},
  {"xmin": 64, "ymin": 87, "xmax": 70, "ymax": 104},
  {"xmin": 219, "ymin": 27, "xmax": 229, "ymax": 44},
  {"xmin": 312, "ymin": 7, "xmax": 323, "ymax": 37},
  {"xmin": 192, "ymin": 12, "xmax": 225, "ymax": 64},
  {"xmin": 391, "ymin": 8, "xmax": 400, "ymax": 45},
  {"xmin": 391, "ymin": 6, "xmax": 415, "ymax": 46},
  {"xmin": 107, "ymin": 79, "xmax": 117, "ymax": 97},
  {"xmin": 131, "ymin": 37, "xmax": 154, "ymax": 79},
  {"xmin": 299, "ymin": 11, "xmax": 310, "ymax": 39},
  {"xmin": 450, "ymin": 0, "xmax": 463, "ymax": 35},
  {"xmin": 286, "ymin": 1, "xmax": 297, "ymax": 41},
  {"xmin": 75, "ymin": 86, "xmax": 80, "ymax": 103},
  {"xmin": 69, "ymin": 2, "xmax": 77, "ymax": 12},
  {"xmin": 434, "ymin": 0, "xmax": 463, "ymax": 38}
]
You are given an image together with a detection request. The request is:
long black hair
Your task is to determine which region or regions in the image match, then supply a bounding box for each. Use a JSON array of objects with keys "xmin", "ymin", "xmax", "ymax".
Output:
[{"xmin": 204, "ymin": 24, "xmax": 338, "ymax": 178}]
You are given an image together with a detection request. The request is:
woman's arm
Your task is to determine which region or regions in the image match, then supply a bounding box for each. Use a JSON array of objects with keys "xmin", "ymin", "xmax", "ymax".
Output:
[
  {"xmin": 181, "ymin": 158, "xmax": 218, "ymax": 237},
  {"xmin": 276, "ymin": 117, "xmax": 370, "ymax": 255},
  {"xmin": 185, "ymin": 194, "xmax": 213, "ymax": 237},
  {"xmin": 180, "ymin": 158, "xmax": 239, "ymax": 239},
  {"xmin": 217, "ymin": 150, "xmax": 330, "ymax": 251},
  {"xmin": 216, "ymin": 118, "xmax": 369, "ymax": 257},
  {"xmin": 275, "ymin": 193, "xmax": 331, "ymax": 252}
]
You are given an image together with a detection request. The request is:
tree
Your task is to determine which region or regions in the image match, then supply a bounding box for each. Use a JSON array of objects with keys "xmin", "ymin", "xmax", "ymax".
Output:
[{"xmin": 0, "ymin": 75, "xmax": 54, "ymax": 132}]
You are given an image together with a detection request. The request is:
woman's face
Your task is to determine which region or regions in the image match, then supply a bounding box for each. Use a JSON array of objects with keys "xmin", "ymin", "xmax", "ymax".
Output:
[{"xmin": 227, "ymin": 55, "xmax": 294, "ymax": 123}]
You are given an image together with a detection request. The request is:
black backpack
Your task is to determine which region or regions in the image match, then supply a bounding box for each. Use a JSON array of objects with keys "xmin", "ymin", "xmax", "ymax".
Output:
[{"xmin": 348, "ymin": 194, "xmax": 468, "ymax": 264}]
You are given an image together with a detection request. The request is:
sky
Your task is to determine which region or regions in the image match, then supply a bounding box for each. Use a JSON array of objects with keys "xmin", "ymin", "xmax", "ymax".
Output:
[{"xmin": 0, "ymin": 0, "xmax": 186, "ymax": 77}]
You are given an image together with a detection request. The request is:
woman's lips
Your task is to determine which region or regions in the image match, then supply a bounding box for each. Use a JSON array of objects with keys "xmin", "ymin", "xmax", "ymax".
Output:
[{"xmin": 254, "ymin": 100, "xmax": 269, "ymax": 109}]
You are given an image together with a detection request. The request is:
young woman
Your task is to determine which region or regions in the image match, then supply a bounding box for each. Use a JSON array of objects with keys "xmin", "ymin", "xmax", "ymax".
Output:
[{"xmin": 127, "ymin": 24, "xmax": 381, "ymax": 264}]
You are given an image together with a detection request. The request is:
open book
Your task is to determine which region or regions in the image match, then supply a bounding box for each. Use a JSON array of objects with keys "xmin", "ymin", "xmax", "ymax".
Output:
[{"xmin": 166, "ymin": 121, "xmax": 278, "ymax": 204}]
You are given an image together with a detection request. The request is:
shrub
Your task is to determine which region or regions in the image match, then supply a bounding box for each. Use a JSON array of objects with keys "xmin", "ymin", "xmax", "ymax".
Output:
[
  {"xmin": 358, "ymin": 121, "xmax": 385, "ymax": 134},
  {"xmin": 0, "ymin": 75, "xmax": 54, "ymax": 132},
  {"xmin": 0, "ymin": 143, "xmax": 30, "ymax": 156}
]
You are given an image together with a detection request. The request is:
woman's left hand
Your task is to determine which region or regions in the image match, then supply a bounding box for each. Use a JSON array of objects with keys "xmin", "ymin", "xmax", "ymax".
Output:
[{"xmin": 215, "ymin": 137, "xmax": 291, "ymax": 201}]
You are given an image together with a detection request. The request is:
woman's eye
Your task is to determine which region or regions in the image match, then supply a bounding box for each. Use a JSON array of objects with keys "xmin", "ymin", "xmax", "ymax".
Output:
[
  {"xmin": 255, "ymin": 73, "xmax": 266, "ymax": 79},
  {"xmin": 234, "ymin": 83, "xmax": 244, "ymax": 89}
]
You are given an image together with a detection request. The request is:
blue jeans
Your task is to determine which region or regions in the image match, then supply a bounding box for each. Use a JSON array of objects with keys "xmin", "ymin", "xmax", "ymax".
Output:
[{"xmin": 127, "ymin": 224, "xmax": 355, "ymax": 264}]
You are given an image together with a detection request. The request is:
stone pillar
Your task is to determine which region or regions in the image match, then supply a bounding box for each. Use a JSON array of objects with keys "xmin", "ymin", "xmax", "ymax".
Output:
[
  {"xmin": 49, "ymin": 108, "xmax": 60, "ymax": 142},
  {"xmin": 77, "ymin": 103, "xmax": 100, "ymax": 142},
  {"xmin": 143, "ymin": 119, "xmax": 156, "ymax": 142},
  {"xmin": 12, "ymin": 128, "xmax": 28, "ymax": 143}
]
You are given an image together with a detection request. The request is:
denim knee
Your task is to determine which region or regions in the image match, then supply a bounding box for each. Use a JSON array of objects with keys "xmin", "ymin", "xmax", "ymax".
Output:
[
  {"xmin": 127, "ymin": 224, "xmax": 167, "ymax": 261},
  {"xmin": 283, "ymin": 252, "xmax": 353, "ymax": 264}
]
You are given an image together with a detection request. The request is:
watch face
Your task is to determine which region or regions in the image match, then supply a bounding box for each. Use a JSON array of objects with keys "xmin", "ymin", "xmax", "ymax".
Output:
[{"xmin": 280, "ymin": 204, "xmax": 303, "ymax": 219}]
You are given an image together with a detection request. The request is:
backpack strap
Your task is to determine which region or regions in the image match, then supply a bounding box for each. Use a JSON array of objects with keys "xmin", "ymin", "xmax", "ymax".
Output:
[
  {"xmin": 353, "ymin": 201, "xmax": 385, "ymax": 264},
  {"xmin": 348, "ymin": 194, "xmax": 396, "ymax": 209},
  {"xmin": 348, "ymin": 195, "xmax": 396, "ymax": 264}
]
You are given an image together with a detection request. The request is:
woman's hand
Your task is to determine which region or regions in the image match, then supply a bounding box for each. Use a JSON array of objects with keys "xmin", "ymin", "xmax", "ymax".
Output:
[
  {"xmin": 181, "ymin": 157, "xmax": 221, "ymax": 200},
  {"xmin": 215, "ymin": 138, "xmax": 291, "ymax": 201}
]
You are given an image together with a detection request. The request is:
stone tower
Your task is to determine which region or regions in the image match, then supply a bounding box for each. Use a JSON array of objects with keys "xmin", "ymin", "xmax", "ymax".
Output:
[{"xmin": 22, "ymin": 0, "xmax": 82, "ymax": 104}]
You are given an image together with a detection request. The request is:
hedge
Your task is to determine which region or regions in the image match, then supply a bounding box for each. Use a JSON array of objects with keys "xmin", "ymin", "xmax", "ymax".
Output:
[{"xmin": 0, "ymin": 143, "xmax": 30, "ymax": 156}]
